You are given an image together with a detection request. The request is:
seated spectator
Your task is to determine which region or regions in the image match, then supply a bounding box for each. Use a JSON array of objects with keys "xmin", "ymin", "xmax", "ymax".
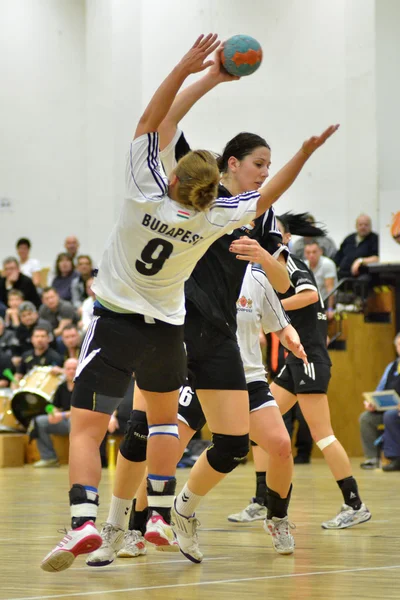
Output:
[
  {"xmin": 0, "ymin": 316, "xmax": 18, "ymax": 360},
  {"xmin": 4, "ymin": 289, "xmax": 24, "ymax": 328},
  {"xmin": 51, "ymin": 253, "xmax": 77, "ymax": 302},
  {"xmin": 16, "ymin": 237, "xmax": 41, "ymax": 287},
  {"xmin": 359, "ymin": 331, "xmax": 400, "ymax": 469},
  {"xmin": 59, "ymin": 324, "xmax": 81, "ymax": 360},
  {"xmin": 39, "ymin": 288, "xmax": 77, "ymax": 337},
  {"xmin": 64, "ymin": 236, "xmax": 80, "ymax": 262},
  {"xmin": 0, "ymin": 257, "xmax": 41, "ymax": 308},
  {"xmin": 31, "ymin": 358, "xmax": 77, "ymax": 468},
  {"xmin": 80, "ymin": 276, "xmax": 95, "ymax": 332},
  {"xmin": 15, "ymin": 326, "xmax": 63, "ymax": 382},
  {"xmin": 381, "ymin": 408, "xmax": 400, "ymax": 472},
  {"xmin": 304, "ymin": 240, "xmax": 337, "ymax": 315},
  {"xmin": 71, "ymin": 255, "xmax": 93, "ymax": 311},
  {"xmin": 335, "ymin": 214, "xmax": 379, "ymax": 279},
  {"xmin": 0, "ymin": 347, "xmax": 15, "ymax": 388},
  {"xmin": 291, "ymin": 214, "xmax": 337, "ymax": 260},
  {"xmin": 15, "ymin": 301, "xmax": 53, "ymax": 357}
]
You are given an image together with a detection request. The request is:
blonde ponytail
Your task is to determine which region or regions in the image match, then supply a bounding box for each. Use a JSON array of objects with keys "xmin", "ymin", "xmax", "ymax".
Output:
[{"xmin": 174, "ymin": 150, "xmax": 219, "ymax": 212}]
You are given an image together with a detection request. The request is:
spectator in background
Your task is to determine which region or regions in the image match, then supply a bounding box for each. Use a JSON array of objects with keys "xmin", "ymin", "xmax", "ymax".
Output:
[
  {"xmin": 51, "ymin": 253, "xmax": 77, "ymax": 302},
  {"xmin": 4, "ymin": 289, "xmax": 24, "ymax": 328},
  {"xmin": 0, "ymin": 346, "xmax": 14, "ymax": 388},
  {"xmin": 292, "ymin": 214, "xmax": 337, "ymax": 260},
  {"xmin": 31, "ymin": 358, "xmax": 77, "ymax": 468},
  {"xmin": 359, "ymin": 332, "xmax": 400, "ymax": 469},
  {"xmin": 64, "ymin": 236, "xmax": 80, "ymax": 262},
  {"xmin": 80, "ymin": 276, "xmax": 95, "ymax": 332},
  {"xmin": 0, "ymin": 257, "xmax": 41, "ymax": 308},
  {"xmin": 15, "ymin": 301, "xmax": 53, "ymax": 355},
  {"xmin": 304, "ymin": 240, "xmax": 337, "ymax": 316},
  {"xmin": 0, "ymin": 316, "xmax": 18, "ymax": 360},
  {"xmin": 39, "ymin": 288, "xmax": 77, "ymax": 338},
  {"xmin": 335, "ymin": 214, "xmax": 379, "ymax": 279},
  {"xmin": 59, "ymin": 324, "xmax": 81, "ymax": 361},
  {"xmin": 71, "ymin": 255, "xmax": 93, "ymax": 311},
  {"xmin": 16, "ymin": 238, "xmax": 41, "ymax": 287},
  {"xmin": 15, "ymin": 326, "xmax": 63, "ymax": 382}
]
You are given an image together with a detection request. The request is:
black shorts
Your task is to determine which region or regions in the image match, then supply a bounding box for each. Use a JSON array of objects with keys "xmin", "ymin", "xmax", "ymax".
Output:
[
  {"xmin": 177, "ymin": 380, "xmax": 277, "ymax": 433},
  {"xmin": 184, "ymin": 305, "xmax": 247, "ymax": 391},
  {"xmin": 72, "ymin": 307, "xmax": 186, "ymax": 412},
  {"xmin": 178, "ymin": 385, "xmax": 206, "ymax": 432},
  {"xmin": 248, "ymin": 380, "xmax": 278, "ymax": 412},
  {"xmin": 274, "ymin": 361, "xmax": 331, "ymax": 395}
]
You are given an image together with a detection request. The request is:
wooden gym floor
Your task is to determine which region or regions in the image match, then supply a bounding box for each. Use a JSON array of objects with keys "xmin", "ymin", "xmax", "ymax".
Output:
[{"xmin": 0, "ymin": 459, "xmax": 399, "ymax": 600}]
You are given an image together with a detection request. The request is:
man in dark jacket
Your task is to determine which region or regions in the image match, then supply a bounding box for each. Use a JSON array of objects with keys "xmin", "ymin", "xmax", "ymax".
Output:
[
  {"xmin": 334, "ymin": 214, "xmax": 379, "ymax": 279},
  {"xmin": 0, "ymin": 257, "xmax": 41, "ymax": 308}
]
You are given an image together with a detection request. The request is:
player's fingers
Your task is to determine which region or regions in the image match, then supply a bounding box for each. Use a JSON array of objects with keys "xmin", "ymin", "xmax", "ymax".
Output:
[
  {"xmin": 235, "ymin": 255, "xmax": 253, "ymax": 262},
  {"xmin": 203, "ymin": 39, "xmax": 220, "ymax": 57},
  {"xmin": 192, "ymin": 34, "xmax": 204, "ymax": 48},
  {"xmin": 199, "ymin": 60, "xmax": 215, "ymax": 71},
  {"xmin": 199, "ymin": 33, "xmax": 217, "ymax": 50}
]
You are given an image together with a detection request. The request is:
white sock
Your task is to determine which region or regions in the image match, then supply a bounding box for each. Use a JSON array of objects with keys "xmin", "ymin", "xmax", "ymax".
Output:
[
  {"xmin": 107, "ymin": 494, "xmax": 132, "ymax": 529},
  {"xmin": 175, "ymin": 483, "xmax": 203, "ymax": 518}
]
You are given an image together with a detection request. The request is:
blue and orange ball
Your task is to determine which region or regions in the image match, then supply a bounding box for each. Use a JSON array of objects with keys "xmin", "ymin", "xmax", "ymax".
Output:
[{"xmin": 221, "ymin": 34, "xmax": 263, "ymax": 77}]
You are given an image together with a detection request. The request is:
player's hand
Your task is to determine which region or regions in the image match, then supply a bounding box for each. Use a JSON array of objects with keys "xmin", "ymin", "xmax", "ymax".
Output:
[
  {"xmin": 302, "ymin": 124, "xmax": 340, "ymax": 157},
  {"xmin": 207, "ymin": 46, "xmax": 240, "ymax": 83},
  {"xmin": 351, "ymin": 258, "xmax": 362, "ymax": 276},
  {"xmin": 179, "ymin": 34, "xmax": 220, "ymax": 75},
  {"xmin": 229, "ymin": 237, "xmax": 266, "ymax": 263},
  {"xmin": 284, "ymin": 336, "xmax": 308, "ymax": 365}
]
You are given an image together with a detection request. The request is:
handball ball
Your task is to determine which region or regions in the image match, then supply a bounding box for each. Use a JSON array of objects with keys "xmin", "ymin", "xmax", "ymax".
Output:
[{"xmin": 221, "ymin": 35, "xmax": 263, "ymax": 77}]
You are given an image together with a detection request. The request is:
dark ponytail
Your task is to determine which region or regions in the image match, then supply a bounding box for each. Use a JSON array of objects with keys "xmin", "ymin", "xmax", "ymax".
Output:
[{"xmin": 277, "ymin": 212, "xmax": 327, "ymax": 237}]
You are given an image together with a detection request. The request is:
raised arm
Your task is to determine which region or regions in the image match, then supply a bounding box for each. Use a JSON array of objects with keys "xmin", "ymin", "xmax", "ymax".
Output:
[
  {"xmin": 134, "ymin": 34, "xmax": 220, "ymax": 140},
  {"xmin": 158, "ymin": 47, "xmax": 239, "ymax": 150},
  {"xmin": 255, "ymin": 125, "xmax": 340, "ymax": 218}
]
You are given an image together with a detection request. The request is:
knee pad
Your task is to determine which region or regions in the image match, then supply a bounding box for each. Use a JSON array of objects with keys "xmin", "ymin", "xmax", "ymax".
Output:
[
  {"xmin": 206, "ymin": 433, "xmax": 249, "ymax": 474},
  {"xmin": 119, "ymin": 410, "xmax": 149, "ymax": 462},
  {"xmin": 316, "ymin": 434, "xmax": 336, "ymax": 451}
]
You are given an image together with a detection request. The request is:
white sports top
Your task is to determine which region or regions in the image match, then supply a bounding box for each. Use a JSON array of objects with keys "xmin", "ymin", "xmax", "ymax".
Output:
[
  {"xmin": 237, "ymin": 264, "xmax": 290, "ymax": 384},
  {"xmin": 93, "ymin": 132, "xmax": 260, "ymax": 325}
]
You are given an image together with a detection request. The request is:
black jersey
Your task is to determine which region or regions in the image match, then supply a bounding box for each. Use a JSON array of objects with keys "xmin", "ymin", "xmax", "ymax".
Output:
[
  {"xmin": 161, "ymin": 130, "xmax": 287, "ymax": 339},
  {"xmin": 278, "ymin": 254, "xmax": 331, "ymax": 365}
]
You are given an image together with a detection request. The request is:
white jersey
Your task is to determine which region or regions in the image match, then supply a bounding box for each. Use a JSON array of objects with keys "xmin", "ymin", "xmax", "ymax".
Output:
[
  {"xmin": 237, "ymin": 264, "xmax": 290, "ymax": 384},
  {"xmin": 93, "ymin": 132, "xmax": 260, "ymax": 325}
]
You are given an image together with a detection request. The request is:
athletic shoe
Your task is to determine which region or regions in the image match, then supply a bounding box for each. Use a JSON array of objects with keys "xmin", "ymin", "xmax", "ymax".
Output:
[
  {"xmin": 321, "ymin": 503, "xmax": 372, "ymax": 529},
  {"xmin": 144, "ymin": 514, "xmax": 179, "ymax": 551},
  {"xmin": 41, "ymin": 521, "xmax": 102, "ymax": 572},
  {"xmin": 86, "ymin": 522, "xmax": 124, "ymax": 566},
  {"xmin": 171, "ymin": 503, "xmax": 203, "ymax": 564},
  {"xmin": 264, "ymin": 516, "xmax": 295, "ymax": 555},
  {"xmin": 227, "ymin": 499, "xmax": 267, "ymax": 523},
  {"xmin": 116, "ymin": 530, "xmax": 147, "ymax": 558},
  {"xmin": 33, "ymin": 458, "xmax": 60, "ymax": 468},
  {"xmin": 360, "ymin": 458, "xmax": 379, "ymax": 470}
]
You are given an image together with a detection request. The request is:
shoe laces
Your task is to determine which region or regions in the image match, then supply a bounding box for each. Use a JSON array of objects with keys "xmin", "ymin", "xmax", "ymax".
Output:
[
  {"xmin": 270, "ymin": 517, "xmax": 296, "ymax": 534},
  {"xmin": 124, "ymin": 529, "xmax": 142, "ymax": 544},
  {"xmin": 101, "ymin": 522, "xmax": 121, "ymax": 544},
  {"xmin": 57, "ymin": 528, "xmax": 72, "ymax": 545}
]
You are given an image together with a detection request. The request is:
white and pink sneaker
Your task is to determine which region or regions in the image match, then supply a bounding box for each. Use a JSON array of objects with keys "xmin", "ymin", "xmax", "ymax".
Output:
[
  {"xmin": 144, "ymin": 515, "xmax": 179, "ymax": 552},
  {"xmin": 41, "ymin": 521, "xmax": 102, "ymax": 572}
]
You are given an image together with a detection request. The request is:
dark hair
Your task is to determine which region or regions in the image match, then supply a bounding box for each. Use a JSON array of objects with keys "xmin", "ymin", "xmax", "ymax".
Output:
[
  {"xmin": 77, "ymin": 255, "xmax": 92, "ymax": 265},
  {"xmin": 55, "ymin": 252, "xmax": 74, "ymax": 277},
  {"xmin": 277, "ymin": 212, "xmax": 327, "ymax": 237},
  {"xmin": 217, "ymin": 132, "xmax": 270, "ymax": 173},
  {"xmin": 16, "ymin": 237, "xmax": 31, "ymax": 249},
  {"xmin": 32, "ymin": 326, "xmax": 50, "ymax": 336},
  {"xmin": 62, "ymin": 323, "xmax": 78, "ymax": 333},
  {"xmin": 42, "ymin": 286, "xmax": 57, "ymax": 295},
  {"xmin": 304, "ymin": 239, "xmax": 322, "ymax": 248}
]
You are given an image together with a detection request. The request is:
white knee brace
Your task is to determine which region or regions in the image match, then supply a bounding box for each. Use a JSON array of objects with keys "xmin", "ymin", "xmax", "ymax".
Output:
[{"xmin": 316, "ymin": 435, "xmax": 336, "ymax": 451}]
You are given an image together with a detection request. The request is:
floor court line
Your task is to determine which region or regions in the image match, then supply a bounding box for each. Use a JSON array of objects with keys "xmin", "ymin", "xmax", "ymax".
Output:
[
  {"xmin": 11, "ymin": 563, "xmax": 400, "ymax": 600},
  {"xmin": 71, "ymin": 556, "xmax": 231, "ymax": 571}
]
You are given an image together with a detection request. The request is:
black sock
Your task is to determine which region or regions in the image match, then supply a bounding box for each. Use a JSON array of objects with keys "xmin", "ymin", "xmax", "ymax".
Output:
[
  {"xmin": 69, "ymin": 484, "xmax": 99, "ymax": 530},
  {"xmin": 255, "ymin": 471, "xmax": 267, "ymax": 505},
  {"xmin": 337, "ymin": 476, "xmax": 362, "ymax": 510},
  {"xmin": 128, "ymin": 499, "xmax": 149, "ymax": 536},
  {"xmin": 266, "ymin": 484, "xmax": 292, "ymax": 519}
]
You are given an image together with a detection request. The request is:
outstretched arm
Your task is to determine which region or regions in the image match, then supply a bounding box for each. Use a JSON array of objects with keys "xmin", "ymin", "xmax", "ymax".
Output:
[
  {"xmin": 158, "ymin": 47, "xmax": 239, "ymax": 150},
  {"xmin": 255, "ymin": 124, "xmax": 340, "ymax": 217},
  {"xmin": 134, "ymin": 34, "xmax": 220, "ymax": 140}
]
